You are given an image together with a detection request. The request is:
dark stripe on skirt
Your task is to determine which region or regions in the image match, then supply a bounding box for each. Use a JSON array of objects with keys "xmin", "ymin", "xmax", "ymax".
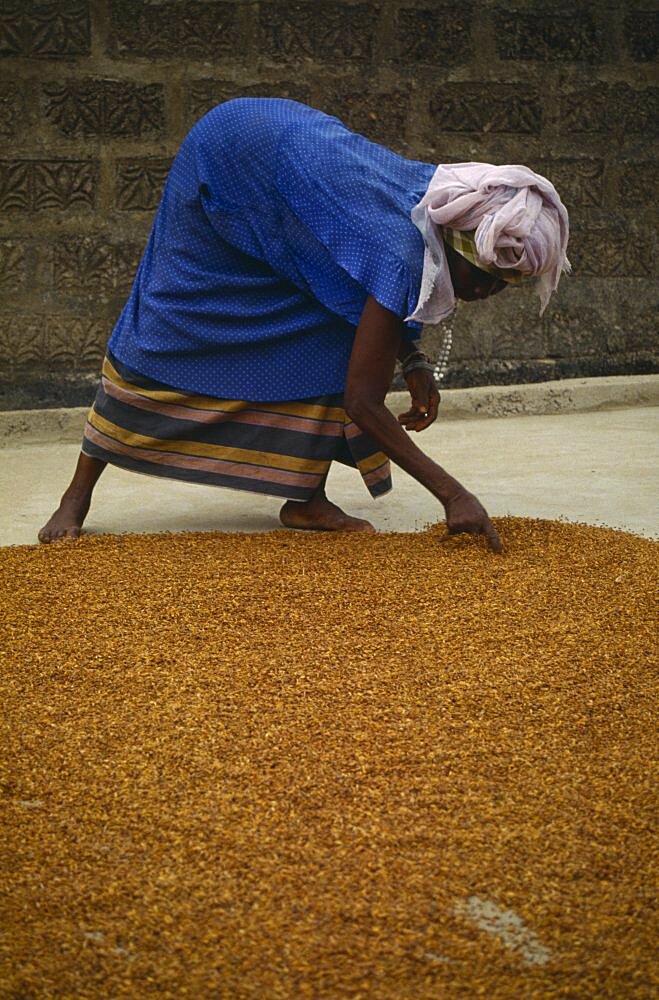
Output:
[{"xmin": 92, "ymin": 391, "xmax": 345, "ymax": 463}]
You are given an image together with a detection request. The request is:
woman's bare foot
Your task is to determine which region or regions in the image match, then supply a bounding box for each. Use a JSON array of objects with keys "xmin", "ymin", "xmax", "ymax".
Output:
[
  {"xmin": 279, "ymin": 496, "xmax": 375, "ymax": 532},
  {"xmin": 38, "ymin": 453, "xmax": 106, "ymax": 543},
  {"xmin": 38, "ymin": 493, "xmax": 91, "ymax": 543}
]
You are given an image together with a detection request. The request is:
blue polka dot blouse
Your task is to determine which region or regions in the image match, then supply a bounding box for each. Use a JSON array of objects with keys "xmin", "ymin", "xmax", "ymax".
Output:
[{"xmin": 109, "ymin": 98, "xmax": 435, "ymax": 401}]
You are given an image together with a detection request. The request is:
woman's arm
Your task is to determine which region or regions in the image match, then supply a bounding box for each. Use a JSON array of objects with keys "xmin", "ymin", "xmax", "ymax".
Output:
[{"xmin": 344, "ymin": 295, "xmax": 502, "ymax": 552}]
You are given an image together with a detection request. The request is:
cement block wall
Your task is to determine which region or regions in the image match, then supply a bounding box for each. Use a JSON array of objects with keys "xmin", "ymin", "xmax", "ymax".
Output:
[{"xmin": 0, "ymin": 0, "xmax": 657, "ymax": 408}]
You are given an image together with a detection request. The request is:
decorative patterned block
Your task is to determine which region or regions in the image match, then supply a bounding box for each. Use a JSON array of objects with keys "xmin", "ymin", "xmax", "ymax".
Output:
[
  {"xmin": 259, "ymin": 3, "xmax": 379, "ymax": 61},
  {"xmin": 396, "ymin": 6, "xmax": 472, "ymax": 64},
  {"xmin": 0, "ymin": 159, "xmax": 96, "ymax": 210},
  {"xmin": 317, "ymin": 88, "xmax": 410, "ymax": 147},
  {"xmin": 0, "ymin": 81, "xmax": 22, "ymax": 136},
  {"xmin": 115, "ymin": 159, "xmax": 172, "ymax": 211},
  {"xmin": 544, "ymin": 307, "xmax": 603, "ymax": 357},
  {"xmin": 560, "ymin": 84, "xmax": 658, "ymax": 133},
  {"xmin": 259, "ymin": 3, "xmax": 321, "ymax": 60},
  {"xmin": 54, "ymin": 237, "xmax": 111, "ymax": 293},
  {"xmin": 0, "ymin": 314, "xmax": 44, "ymax": 369},
  {"xmin": 621, "ymin": 283, "xmax": 659, "ymax": 351},
  {"xmin": 536, "ymin": 159, "xmax": 604, "ymax": 209},
  {"xmin": 0, "ymin": 313, "xmax": 106, "ymax": 371},
  {"xmin": 496, "ymin": 10, "xmax": 604, "ymax": 62},
  {"xmin": 110, "ymin": 243, "xmax": 143, "ymax": 295},
  {"xmin": 625, "ymin": 11, "xmax": 659, "ymax": 60},
  {"xmin": 33, "ymin": 160, "xmax": 96, "ymax": 210},
  {"xmin": 110, "ymin": 0, "xmax": 240, "ymax": 58},
  {"xmin": 0, "ymin": 160, "xmax": 29, "ymax": 210},
  {"xmin": 431, "ymin": 84, "xmax": 542, "ymax": 133},
  {"xmin": 43, "ymin": 80, "xmax": 164, "ymax": 138},
  {"xmin": 187, "ymin": 80, "xmax": 311, "ymax": 127},
  {"xmin": 452, "ymin": 292, "xmax": 544, "ymax": 361},
  {"xmin": 0, "ymin": 240, "xmax": 27, "ymax": 292},
  {"xmin": 490, "ymin": 319, "xmax": 544, "ymax": 361},
  {"xmin": 618, "ymin": 163, "xmax": 655, "ymax": 209},
  {"xmin": 46, "ymin": 317, "xmax": 106, "ymax": 368},
  {"xmin": 559, "ymin": 85, "xmax": 609, "ymax": 133},
  {"xmin": 0, "ymin": 1, "xmax": 90, "ymax": 58},
  {"xmin": 52, "ymin": 237, "xmax": 142, "ymax": 296},
  {"xmin": 568, "ymin": 224, "xmax": 652, "ymax": 277},
  {"xmin": 313, "ymin": 4, "xmax": 379, "ymax": 61}
]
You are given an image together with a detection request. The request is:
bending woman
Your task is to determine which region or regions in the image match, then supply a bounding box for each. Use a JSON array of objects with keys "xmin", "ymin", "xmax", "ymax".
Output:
[{"xmin": 39, "ymin": 98, "xmax": 569, "ymax": 550}]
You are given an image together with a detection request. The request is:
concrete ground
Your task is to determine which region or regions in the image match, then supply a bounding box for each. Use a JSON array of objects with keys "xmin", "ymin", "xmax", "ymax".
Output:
[{"xmin": 2, "ymin": 378, "xmax": 657, "ymax": 547}]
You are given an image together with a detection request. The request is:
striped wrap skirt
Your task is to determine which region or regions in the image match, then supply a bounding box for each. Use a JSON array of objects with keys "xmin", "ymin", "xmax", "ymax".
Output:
[{"xmin": 81, "ymin": 353, "xmax": 392, "ymax": 501}]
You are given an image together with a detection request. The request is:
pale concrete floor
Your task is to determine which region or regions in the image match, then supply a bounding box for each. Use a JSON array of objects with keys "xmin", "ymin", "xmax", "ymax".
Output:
[{"xmin": 2, "ymin": 407, "xmax": 657, "ymax": 547}]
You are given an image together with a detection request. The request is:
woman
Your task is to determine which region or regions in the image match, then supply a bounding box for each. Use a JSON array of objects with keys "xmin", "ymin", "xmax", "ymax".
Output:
[{"xmin": 39, "ymin": 98, "xmax": 569, "ymax": 550}]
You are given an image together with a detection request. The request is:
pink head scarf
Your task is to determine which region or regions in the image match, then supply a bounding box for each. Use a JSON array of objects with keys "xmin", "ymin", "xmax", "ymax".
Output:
[{"xmin": 407, "ymin": 162, "xmax": 571, "ymax": 324}]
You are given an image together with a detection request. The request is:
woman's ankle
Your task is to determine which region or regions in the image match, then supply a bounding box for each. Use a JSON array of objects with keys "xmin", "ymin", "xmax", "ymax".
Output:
[{"xmin": 60, "ymin": 488, "xmax": 92, "ymax": 507}]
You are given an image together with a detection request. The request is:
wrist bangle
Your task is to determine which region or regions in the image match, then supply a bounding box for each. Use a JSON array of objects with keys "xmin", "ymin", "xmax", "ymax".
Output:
[
  {"xmin": 400, "ymin": 348, "xmax": 427, "ymax": 366},
  {"xmin": 402, "ymin": 359, "xmax": 435, "ymax": 377}
]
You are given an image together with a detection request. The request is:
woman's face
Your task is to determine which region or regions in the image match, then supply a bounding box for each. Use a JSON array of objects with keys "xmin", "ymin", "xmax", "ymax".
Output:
[{"xmin": 444, "ymin": 240, "xmax": 508, "ymax": 301}]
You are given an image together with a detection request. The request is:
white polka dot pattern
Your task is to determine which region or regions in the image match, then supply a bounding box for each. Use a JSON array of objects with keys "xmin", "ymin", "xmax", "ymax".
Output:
[{"xmin": 109, "ymin": 98, "xmax": 434, "ymax": 402}]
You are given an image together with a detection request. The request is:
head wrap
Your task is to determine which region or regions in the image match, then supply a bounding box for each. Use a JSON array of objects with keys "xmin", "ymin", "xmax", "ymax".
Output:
[{"xmin": 407, "ymin": 162, "xmax": 570, "ymax": 324}]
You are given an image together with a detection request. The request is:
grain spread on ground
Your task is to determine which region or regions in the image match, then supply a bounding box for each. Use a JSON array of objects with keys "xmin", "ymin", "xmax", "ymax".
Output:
[{"xmin": 1, "ymin": 518, "xmax": 656, "ymax": 999}]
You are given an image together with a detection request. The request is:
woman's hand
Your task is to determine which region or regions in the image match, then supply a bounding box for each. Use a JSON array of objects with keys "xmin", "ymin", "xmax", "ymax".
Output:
[
  {"xmin": 398, "ymin": 368, "xmax": 440, "ymax": 432},
  {"xmin": 443, "ymin": 489, "xmax": 503, "ymax": 553}
]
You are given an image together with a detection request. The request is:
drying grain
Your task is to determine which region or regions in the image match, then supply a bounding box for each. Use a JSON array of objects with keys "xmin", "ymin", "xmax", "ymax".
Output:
[{"xmin": 0, "ymin": 518, "xmax": 656, "ymax": 999}]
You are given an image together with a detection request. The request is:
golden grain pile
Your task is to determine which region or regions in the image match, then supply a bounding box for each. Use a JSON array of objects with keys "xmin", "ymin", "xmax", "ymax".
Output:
[{"xmin": 1, "ymin": 518, "xmax": 657, "ymax": 999}]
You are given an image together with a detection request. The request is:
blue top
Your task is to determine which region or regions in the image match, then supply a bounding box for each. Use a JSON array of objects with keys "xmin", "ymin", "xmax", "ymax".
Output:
[{"xmin": 109, "ymin": 98, "xmax": 435, "ymax": 401}]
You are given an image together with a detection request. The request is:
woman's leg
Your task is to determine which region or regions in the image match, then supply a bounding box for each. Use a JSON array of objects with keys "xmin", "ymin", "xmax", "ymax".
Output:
[
  {"xmin": 38, "ymin": 453, "xmax": 107, "ymax": 543},
  {"xmin": 279, "ymin": 469, "xmax": 375, "ymax": 532}
]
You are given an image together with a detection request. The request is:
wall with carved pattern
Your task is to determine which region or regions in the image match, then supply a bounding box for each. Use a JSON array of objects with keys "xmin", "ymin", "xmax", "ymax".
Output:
[{"xmin": 1, "ymin": 1, "xmax": 657, "ymax": 408}]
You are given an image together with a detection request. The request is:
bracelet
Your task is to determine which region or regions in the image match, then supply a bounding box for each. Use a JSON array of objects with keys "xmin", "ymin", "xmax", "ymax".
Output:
[
  {"xmin": 400, "ymin": 348, "xmax": 427, "ymax": 366},
  {"xmin": 402, "ymin": 359, "xmax": 435, "ymax": 377}
]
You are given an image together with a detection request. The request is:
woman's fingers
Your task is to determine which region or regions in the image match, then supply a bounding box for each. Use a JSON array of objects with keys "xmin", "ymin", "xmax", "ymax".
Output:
[
  {"xmin": 400, "ymin": 370, "xmax": 440, "ymax": 431},
  {"xmin": 425, "ymin": 387, "xmax": 440, "ymax": 424},
  {"xmin": 397, "ymin": 387, "xmax": 440, "ymax": 431},
  {"xmin": 444, "ymin": 491, "xmax": 504, "ymax": 554},
  {"xmin": 442, "ymin": 518, "xmax": 503, "ymax": 553},
  {"xmin": 483, "ymin": 519, "xmax": 503, "ymax": 553}
]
